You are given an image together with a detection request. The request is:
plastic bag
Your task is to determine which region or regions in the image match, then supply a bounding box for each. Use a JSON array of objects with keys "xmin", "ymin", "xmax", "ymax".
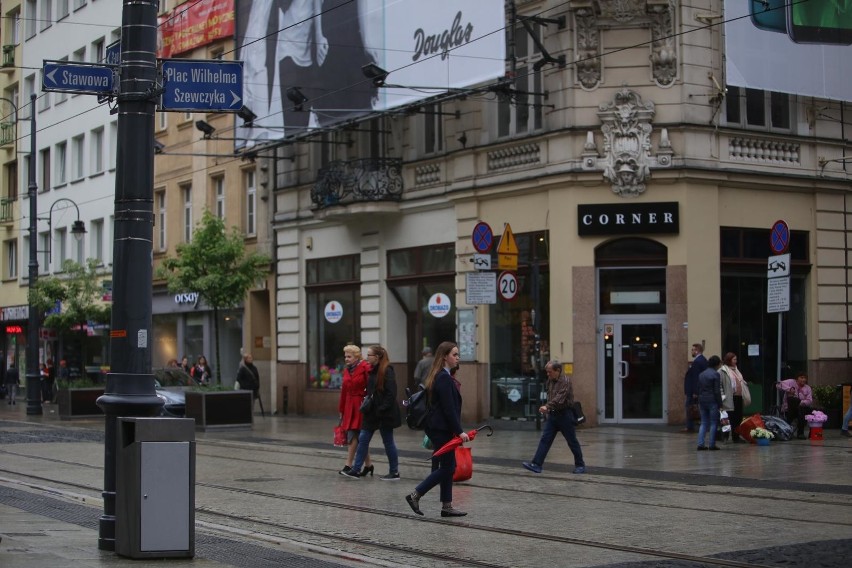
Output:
[
  {"xmin": 333, "ymin": 425, "xmax": 346, "ymax": 447},
  {"xmin": 453, "ymin": 446, "xmax": 472, "ymax": 482},
  {"xmin": 720, "ymin": 410, "xmax": 731, "ymax": 432},
  {"xmin": 421, "ymin": 434, "xmax": 433, "ymax": 450}
]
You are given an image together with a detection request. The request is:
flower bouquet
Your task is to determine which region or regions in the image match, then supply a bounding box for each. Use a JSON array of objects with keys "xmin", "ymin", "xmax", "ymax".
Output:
[
  {"xmin": 750, "ymin": 427, "xmax": 774, "ymax": 446},
  {"xmin": 804, "ymin": 410, "xmax": 828, "ymax": 425}
]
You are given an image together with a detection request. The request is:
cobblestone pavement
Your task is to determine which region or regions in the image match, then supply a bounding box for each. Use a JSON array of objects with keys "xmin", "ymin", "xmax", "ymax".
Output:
[{"xmin": 1, "ymin": 406, "xmax": 850, "ymax": 567}]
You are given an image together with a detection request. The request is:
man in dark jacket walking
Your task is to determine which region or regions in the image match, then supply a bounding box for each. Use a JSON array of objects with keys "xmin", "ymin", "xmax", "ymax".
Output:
[{"xmin": 683, "ymin": 343, "xmax": 707, "ymax": 432}]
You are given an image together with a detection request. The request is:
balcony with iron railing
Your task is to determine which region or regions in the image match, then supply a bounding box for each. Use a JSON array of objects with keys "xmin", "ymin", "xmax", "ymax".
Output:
[
  {"xmin": 0, "ymin": 122, "xmax": 14, "ymax": 146},
  {"xmin": 311, "ymin": 158, "xmax": 403, "ymax": 218},
  {"xmin": 0, "ymin": 197, "xmax": 14, "ymax": 225},
  {"xmin": 2, "ymin": 45, "xmax": 14, "ymax": 69}
]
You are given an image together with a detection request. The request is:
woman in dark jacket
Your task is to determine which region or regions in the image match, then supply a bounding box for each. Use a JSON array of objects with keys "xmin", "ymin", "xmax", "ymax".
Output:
[
  {"xmin": 697, "ymin": 355, "xmax": 724, "ymax": 451},
  {"xmin": 342, "ymin": 345, "xmax": 401, "ymax": 480},
  {"xmin": 405, "ymin": 341, "xmax": 468, "ymax": 518},
  {"xmin": 236, "ymin": 353, "xmax": 263, "ymax": 416}
]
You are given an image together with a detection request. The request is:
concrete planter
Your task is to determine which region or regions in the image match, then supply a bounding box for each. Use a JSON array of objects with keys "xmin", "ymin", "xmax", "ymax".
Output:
[
  {"xmin": 185, "ymin": 390, "xmax": 253, "ymax": 431},
  {"xmin": 56, "ymin": 387, "xmax": 105, "ymax": 419}
]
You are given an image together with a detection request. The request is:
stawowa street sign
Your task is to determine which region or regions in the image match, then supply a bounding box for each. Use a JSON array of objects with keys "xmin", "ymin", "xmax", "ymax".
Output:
[
  {"xmin": 42, "ymin": 61, "xmax": 116, "ymax": 95},
  {"xmin": 160, "ymin": 59, "xmax": 243, "ymax": 112}
]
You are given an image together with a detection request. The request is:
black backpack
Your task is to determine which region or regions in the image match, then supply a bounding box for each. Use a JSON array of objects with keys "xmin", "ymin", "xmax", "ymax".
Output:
[{"xmin": 404, "ymin": 384, "xmax": 430, "ymax": 430}]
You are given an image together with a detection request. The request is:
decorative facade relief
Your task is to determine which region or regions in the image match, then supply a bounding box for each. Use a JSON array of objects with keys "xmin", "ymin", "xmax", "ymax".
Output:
[
  {"xmin": 414, "ymin": 163, "xmax": 441, "ymax": 186},
  {"xmin": 582, "ymin": 88, "xmax": 672, "ymax": 197},
  {"xmin": 570, "ymin": 0, "xmax": 678, "ymax": 89},
  {"xmin": 729, "ymin": 137, "xmax": 800, "ymax": 164},
  {"xmin": 487, "ymin": 143, "xmax": 541, "ymax": 171}
]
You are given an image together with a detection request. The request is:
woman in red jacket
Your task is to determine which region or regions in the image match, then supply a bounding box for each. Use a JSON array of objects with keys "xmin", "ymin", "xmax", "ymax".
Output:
[{"xmin": 338, "ymin": 344, "xmax": 372, "ymax": 475}]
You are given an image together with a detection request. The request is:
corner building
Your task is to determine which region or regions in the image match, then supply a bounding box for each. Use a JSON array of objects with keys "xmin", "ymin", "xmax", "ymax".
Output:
[{"xmin": 269, "ymin": 1, "xmax": 851, "ymax": 424}]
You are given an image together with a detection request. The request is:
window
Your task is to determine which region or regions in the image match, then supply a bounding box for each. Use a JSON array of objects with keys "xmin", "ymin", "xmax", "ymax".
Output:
[
  {"xmin": 6, "ymin": 7, "xmax": 21, "ymax": 45},
  {"xmin": 725, "ymin": 86, "xmax": 792, "ymax": 131},
  {"xmin": 55, "ymin": 141, "xmax": 67, "ymax": 185},
  {"xmin": 90, "ymin": 218, "xmax": 103, "ymax": 263},
  {"xmin": 22, "ymin": 75, "xmax": 34, "ymax": 119},
  {"xmin": 156, "ymin": 190, "xmax": 166, "ymax": 251},
  {"xmin": 72, "ymin": 47, "xmax": 85, "ymax": 62},
  {"xmin": 24, "ymin": 0, "xmax": 36, "ymax": 39},
  {"xmin": 245, "ymin": 170, "xmax": 256, "ymax": 236},
  {"xmin": 54, "ymin": 57, "xmax": 68, "ymax": 104},
  {"xmin": 109, "ymin": 121, "xmax": 117, "ymax": 170},
  {"xmin": 38, "ymin": 231, "xmax": 48, "ymax": 273},
  {"xmin": 37, "ymin": 72, "xmax": 50, "ymax": 111},
  {"xmin": 90, "ymin": 127, "xmax": 104, "ymax": 174},
  {"xmin": 57, "ymin": 0, "xmax": 70, "ymax": 20},
  {"xmin": 55, "ymin": 227, "xmax": 67, "ymax": 270},
  {"xmin": 73, "ymin": 0, "xmax": 86, "ymax": 11},
  {"xmin": 214, "ymin": 176, "xmax": 225, "ymax": 219},
  {"xmin": 158, "ymin": 109, "xmax": 167, "ymax": 131},
  {"xmin": 92, "ymin": 37, "xmax": 105, "ymax": 63},
  {"xmin": 423, "ymin": 103, "xmax": 444, "ymax": 154},
  {"xmin": 4, "ymin": 161, "xmax": 17, "ymax": 201},
  {"xmin": 498, "ymin": 21, "xmax": 544, "ymax": 137},
  {"xmin": 182, "ymin": 184, "xmax": 192, "ymax": 242},
  {"xmin": 39, "ymin": 148, "xmax": 50, "ymax": 192},
  {"xmin": 306, "ymin": 255, "xmax": 361, "ymax": 389},
  {"xmin": 5, "ymin": 239, "xmax": 17, "ymax": 279},
  {"xmin": 72, "ymin": 134, "xmax": 84, "ymax": 179},
  {"xmin": 22, "ymin": 155, "xmax": 30, "ymax": 194},
  {"xmin": 40, "ymin": 0, "xmax": 52, "ymax": 31}
]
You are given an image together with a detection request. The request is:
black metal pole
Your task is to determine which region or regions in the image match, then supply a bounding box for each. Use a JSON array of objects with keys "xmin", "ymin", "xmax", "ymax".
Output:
[
  {"xmin": 532, "ymin": 255, "xmax": 541, "ymax": 431},
  {"xmin": 25, "ymin": 93, "xmax": 42, "ymax": 417},
  {"xmin": 95, "ymin": 0, "xmax": 162, "ymax": 552}
]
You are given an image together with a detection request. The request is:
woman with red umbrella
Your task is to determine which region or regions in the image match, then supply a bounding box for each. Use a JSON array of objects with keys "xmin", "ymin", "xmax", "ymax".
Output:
[{"xmin": 405, "ymin": 341, "xmax": 469, "ymax": 518}]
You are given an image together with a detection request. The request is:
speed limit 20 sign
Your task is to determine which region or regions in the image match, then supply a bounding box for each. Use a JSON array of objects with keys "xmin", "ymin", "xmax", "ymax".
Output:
[{"xmin": 497, "ymin": 271, "xmax": 519, "ymax": 302}]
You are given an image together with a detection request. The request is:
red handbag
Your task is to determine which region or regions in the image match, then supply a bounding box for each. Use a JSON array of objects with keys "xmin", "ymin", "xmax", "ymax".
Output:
[
  {"xmin": 453, "ymin": 446, "xmax": 473, "ymax": 482},
  {"xmin": 333, "ymin": 425, "xmax": 346, "ymax": 447}
]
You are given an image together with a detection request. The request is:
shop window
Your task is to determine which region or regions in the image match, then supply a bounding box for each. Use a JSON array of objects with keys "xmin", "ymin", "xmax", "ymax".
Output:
[
  {"xmin": 306, "ymin": 255, "xmax": 361, "ymax": 389},
  {"xmin": 720, "ymin": 227, "xmax": 809, "ymax": 266},
  {"xmin": 488, "ymin": 231, "xmax": 549, "ymax": 419}
]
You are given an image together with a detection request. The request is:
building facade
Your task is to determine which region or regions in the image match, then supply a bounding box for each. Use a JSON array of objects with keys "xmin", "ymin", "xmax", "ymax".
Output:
[{"xmin": 268, "ymin": 0, "xmax": 852, "ymax": 424}]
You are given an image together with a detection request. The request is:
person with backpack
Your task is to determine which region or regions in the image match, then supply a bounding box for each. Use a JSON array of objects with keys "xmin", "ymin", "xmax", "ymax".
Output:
[
  {"xmin": 341, "ymin": 345, "xmax": 401, "ymax": 480},
  {"xmin": 405, "ymin": 341, "xmax": 468, "ymax": 518}
]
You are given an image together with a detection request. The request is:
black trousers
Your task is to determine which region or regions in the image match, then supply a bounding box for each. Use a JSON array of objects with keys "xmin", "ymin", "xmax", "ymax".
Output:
[{"xmin": 730, "ymin": 395, "xmax": 744, "ymax": 440}]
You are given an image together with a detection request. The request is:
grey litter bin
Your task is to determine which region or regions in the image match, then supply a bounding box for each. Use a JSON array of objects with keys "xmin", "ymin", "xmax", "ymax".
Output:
[{"xmin": 115, "ymin": 417, "xmax": 195, "ymax": 559}]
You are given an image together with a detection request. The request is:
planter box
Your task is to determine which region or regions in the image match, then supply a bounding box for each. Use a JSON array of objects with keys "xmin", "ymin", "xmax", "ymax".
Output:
[
  {"xmin": 185, "ymin": 390, "xmax": 253, "ymax": 431},
  {"xmin": 56, "ymin": 387, "xmax": 105, "ymax": 419}
]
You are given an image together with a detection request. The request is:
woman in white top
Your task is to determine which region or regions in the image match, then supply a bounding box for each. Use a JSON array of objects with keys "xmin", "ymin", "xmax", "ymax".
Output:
[{"xmin": 719, "ymin": 353, "xmax": 746, "ymax": 443}]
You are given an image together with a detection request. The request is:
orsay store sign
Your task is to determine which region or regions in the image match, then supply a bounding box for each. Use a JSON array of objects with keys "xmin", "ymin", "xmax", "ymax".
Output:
[{"xmin": 578, "ymin": 202, "xmax": 679, "ymax": 236}]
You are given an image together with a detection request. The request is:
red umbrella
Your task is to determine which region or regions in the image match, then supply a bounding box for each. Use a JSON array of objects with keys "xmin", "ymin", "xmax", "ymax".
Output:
[{"xmin": 430, "ymin": 424, "xmax": 494, "ymax": 459}]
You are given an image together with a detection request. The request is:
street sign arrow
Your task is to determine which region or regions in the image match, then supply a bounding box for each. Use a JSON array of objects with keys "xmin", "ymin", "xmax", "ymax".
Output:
[
  {"xmin": 42, "ymin": 61, "xmax": 116, "ymax": 95},
  {"xmin": 160, "ymin": 59, "xmax": 244, "ymax": 112}
]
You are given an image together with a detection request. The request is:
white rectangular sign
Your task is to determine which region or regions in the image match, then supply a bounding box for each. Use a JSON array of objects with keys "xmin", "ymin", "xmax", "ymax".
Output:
[
  {"xmin": 767, "ymin": 276, "xmax": 790, "ymax": 313},
  {"xmin": 465, "ymin": 272, "xmax": 496, "ymax": 305},
  {"xmin": 472, "ymin": 254, "xmax": 491, "ymax": 270},
  {"xmin": 767, "ymin": 254, "xmax": 790, "ymax": 278}
]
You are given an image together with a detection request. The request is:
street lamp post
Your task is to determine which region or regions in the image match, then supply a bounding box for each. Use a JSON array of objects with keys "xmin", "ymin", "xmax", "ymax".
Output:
[
  {"xmin": 25, "ymin": 93, "xmax": 42, "ymax": 416},
  {"xmin": 40, "ymin": 198, "xmax": 87, "ymax": 264}
]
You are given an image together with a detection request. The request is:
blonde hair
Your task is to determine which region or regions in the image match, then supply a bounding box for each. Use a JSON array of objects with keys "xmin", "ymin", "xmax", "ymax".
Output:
[{"xmin": 343, "ymin": 344, "xmax": 362, "ymax": 358}]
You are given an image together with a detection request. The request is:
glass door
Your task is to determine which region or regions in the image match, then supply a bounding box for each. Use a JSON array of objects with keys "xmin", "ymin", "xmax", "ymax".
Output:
[{"xmin": 600, "ymin": 318, "xmax": 666, "ymax": 423}]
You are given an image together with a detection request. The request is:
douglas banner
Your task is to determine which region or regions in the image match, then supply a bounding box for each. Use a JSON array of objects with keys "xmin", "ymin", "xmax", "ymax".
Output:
[{"xmin": 235, "ymin": 0, "xmax": 506, "ymax": 146}]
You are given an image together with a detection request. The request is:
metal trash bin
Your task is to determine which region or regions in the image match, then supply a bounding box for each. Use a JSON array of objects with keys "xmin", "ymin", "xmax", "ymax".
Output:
[{"xmin": 116, "ymin": 417, "xmax": 195, "ymax": 559}]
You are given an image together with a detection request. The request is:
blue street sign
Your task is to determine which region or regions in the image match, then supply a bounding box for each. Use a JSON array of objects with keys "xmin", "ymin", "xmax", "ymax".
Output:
[
  {"xmin": 105, "ymin": 40, "xmax": 121, "ymax": 66},
  {"xmin": 472, "ymin": 221, "xmax": 493, "ymax": 253},
  {"xmin": 770, "ymin": 219, "xmax": 790, "ymax": 254},
  {"xmin": 160, "ymin": 59, "xmax": 243, "ymax": 112},
  {"xmin": 42, "ymin": 61, "xmax": 116, "ymax": 95}
]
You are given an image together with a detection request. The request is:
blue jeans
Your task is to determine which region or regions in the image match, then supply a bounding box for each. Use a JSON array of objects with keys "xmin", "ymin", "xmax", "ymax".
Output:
[
  {"xmin": 842, "ymin": 404, "xmax": 852, "ymax": 432},
  {"xmin": 415, "ymin": 429, "xmax": 455, "ymax": 503},
  {"xmin": 531, "ymin": 410, "xmax": 585, "ymax": 468},
  {"xmin": 697, "ymin": 402, "xmax": 720, "ymax": 447},
  {"xmin": 352, "ymin": 427, "xmax": 399, "ymax": 474}
]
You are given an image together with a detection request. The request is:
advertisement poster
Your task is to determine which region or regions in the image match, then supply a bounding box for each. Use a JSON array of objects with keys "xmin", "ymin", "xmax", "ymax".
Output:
[{"xmin": 158, "ymin": 0, "xmax": 236, "ymax": 58}]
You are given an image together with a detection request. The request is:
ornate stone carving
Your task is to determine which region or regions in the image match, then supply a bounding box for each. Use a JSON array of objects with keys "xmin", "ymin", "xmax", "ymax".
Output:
[
  {"xmin": 487, "ymin": 143, "xmax": 541, "ymax": 171},
  {"xmin": 598, "ymin": 0, "xmax": 645, "ymax": 22},
  {"xmin": 584, "ymin": 88, "xmax": 672, "ymax": 197},
  {"xmin": 647, "ymin": 0, "xmax": 677, "ymax": 87},
  {"xmin": 574, "ymin": 5, "xmax": 601, "ymax": 90}
]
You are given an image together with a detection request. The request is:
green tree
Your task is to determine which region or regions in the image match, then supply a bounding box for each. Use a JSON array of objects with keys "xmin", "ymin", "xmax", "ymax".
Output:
[
  {"xmin": 29, "ymin": 259, "xmax": 112, "ymax": 373},
  {"xmin": 156, "ymin": 210, "xmax": 270, "ymax": 384}
]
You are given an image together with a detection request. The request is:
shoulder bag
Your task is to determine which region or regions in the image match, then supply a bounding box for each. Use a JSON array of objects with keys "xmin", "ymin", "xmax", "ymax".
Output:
[{"xmin": 571, "ymin": 401, "xmax": 586, "ymax": 425}]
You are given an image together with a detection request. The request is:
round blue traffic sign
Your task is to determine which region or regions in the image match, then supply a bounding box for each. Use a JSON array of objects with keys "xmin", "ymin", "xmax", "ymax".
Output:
[
  {"xmin": 770, "ymin": 220, "xmax": 790, "ymax": 254},
  {"xmin": 472, "ymin": 221, "xmax": 493, "ymax": 253}
]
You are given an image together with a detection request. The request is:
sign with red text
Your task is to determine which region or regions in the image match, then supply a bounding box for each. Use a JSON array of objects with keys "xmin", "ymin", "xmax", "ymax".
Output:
[{"xmin": 158, "ymin": 0, "xmax": 235, "ymax": 58}]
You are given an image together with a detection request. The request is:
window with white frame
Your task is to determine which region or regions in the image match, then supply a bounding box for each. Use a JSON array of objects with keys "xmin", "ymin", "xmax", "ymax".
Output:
[
  {"xmin": 24, "ymin": 0, "xmax": 36, "ymax": 39},
  {"xmin": 38, "ymin": 231, "xmax": 48, "ymax": 273},
  {"xmin": 72, "ymin": 134, "xmax": 84, "ymax": 179},
  {"xmin": 6, "ymin": 7, "xmax": 21, "ymax": 45},
  {"xmin": 55, "ymin": 141, "xmax": 67, "ymax": 185},
  {"xmin": 109, "ymin": 121, "xmax": 117, "ymax": 170},
  {"xmin": 72, "ymin": 47, "xmax": 85, "ymax": 62},
  {"xmin": 497, "ymin": 20, "xmax": 544, "ymax": 138},
  {"xmin": 90, "ymin": 127, "xmax": 104, "ymax": 174},
  {"xmin": 423, "ymin": 103, "xmax": 444, "ymax": 154},
  {"xmin": 92, "ymin": 37, "xmax": 105, "ymax": 63},
  {"xmin": 22, "ymin": 74, "xmax": 34, "ymax": 118},
  {"xmin": 245, "ymin": 170, "xmax": 256, "ymax": 237},
  {"xmin": 90, "ymin": 218, "xmax": 103, "ymax": 263},
  {"xmin": 39, "ymin": 148, "xmax": 50, "ymax": 192},
  {"xmin": 57, "ymin": 0, "xmax": 70, "ymax": 20},
  {"xmin": 55, "ymin": 227, "xmax": 66, "ymax": 271},
  {"xmin": 5, "ymin": 239, "xmax": 17, "ymax": 279},
  {"xmin": 4, "ymin": 161, "xmax": 17, "ymax": 201},
  {"xmin": 22, "ymin": 155, "xmax": 30, "ymax": 193},
  {"xmin": 156, "ymin": 190, "xmax": 166, "ymax": 251},
  {"xmin": 157, "ymin": 108, "xmax": 167, "ymax": 130},
  {"xmin": 724, "ymin": 86, "xmax": 792, "ymax": 131},
  {"xmin": 37, "ymin": 72, "xmax": 50, "ymax": 111},
  {"xmin": 214, "ymin": 176, "xmax": 225, "ymax": 219},
  {"xmin": 39, "ymin": 0, "xmax": 52, "ymax": 31},
  {"xmin": 22, "ymin": 235, "xmax": 29, "ymax": 277},
  {"xmin": 108, "ymin": 215, "xmax": 114, "ymax": 264},
  {"xmin": 182, "ymin": 184, "xmax": 192, "ymax": 242}
]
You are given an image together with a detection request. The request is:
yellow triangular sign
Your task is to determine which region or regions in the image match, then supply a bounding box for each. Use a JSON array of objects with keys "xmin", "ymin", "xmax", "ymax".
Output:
[{"xmin": 497, "ymin": 223, "xmax": 519, "ymax": 255}]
